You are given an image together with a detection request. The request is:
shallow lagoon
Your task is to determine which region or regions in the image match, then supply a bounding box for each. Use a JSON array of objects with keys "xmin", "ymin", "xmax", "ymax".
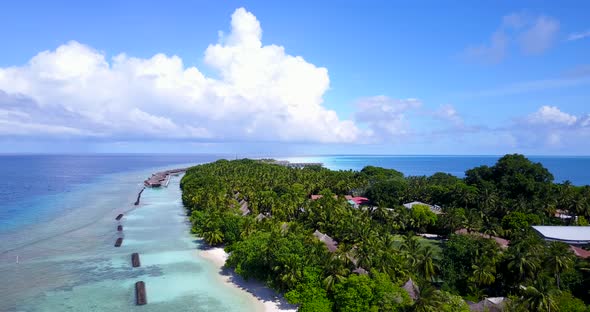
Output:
[{"xmin": 0, "ymin": 168, "xmax": 258, "ymax": 312}]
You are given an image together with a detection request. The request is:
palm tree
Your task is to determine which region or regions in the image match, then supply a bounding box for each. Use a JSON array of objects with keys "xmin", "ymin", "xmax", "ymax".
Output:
[
  {"xmin": 413, "ymin": 285, "xmax": 443, "ymax": 312},
  {"xmin": 469, "ymin": 263, "xmax": 495, "ymax": 286},
  {"xmin": 417, "ymin": 245, "xmax": 437, "ymax": 282},
  {"xmin": 507, "ymin": 242, "xmax": 540, "ymax": 283},
  {"xmin": 322, "ymin": 253, "xmax": 350, "ymax": 291},
  {"xmin": 518, "ymin": 283, "xmax": 559, "ymax": 312},
  {"xmin": 401, "ymin": 234, "xmax": 421, "ymax": 268},
  {"xmin": 545, "ymin": 242, "xmax": 574, "ymax": 289},
  {"xmin": 203, "ymin": 228, "xmax": 224, "ymax": 245}
]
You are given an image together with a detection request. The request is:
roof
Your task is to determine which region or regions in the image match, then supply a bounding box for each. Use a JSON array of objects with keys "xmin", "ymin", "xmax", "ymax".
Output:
[
  {"xmin": 570, "ymin": 245, "xmax": 590, "ymax": 258},
  {"xmin": 402, "ymin": 278, "xmax": 420, "ymax": 300},
  {"xmin": 313, "ymin": 230, "xmax": 338, "ymax": 252},
  {"xmin": 352, "ymin": 267, "xmax": 368, "ymax": 275},
  {"xmin": 455, "ymin": 229, "xmax": 510, "ymax": 249},
  {"xmin": 532, "ymin": 226, "xmax": 590, "ymax": 244},
  {"xmin": 239, "ymin": 200, "xmax": 250, "ymax": 216},
  {"xmin": 468, "ymin": 297, "xmax": 506, "ymax": 312},
  {"xmin": 403, "ymin": 201, "xmax": 442, "ymax": 214}
]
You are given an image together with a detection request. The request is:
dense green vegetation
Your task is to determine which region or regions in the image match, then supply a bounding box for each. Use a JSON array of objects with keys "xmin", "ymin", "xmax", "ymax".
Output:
[{"xmin": 181, "ymin": 154, "xmax": 590, "ymax": 311}]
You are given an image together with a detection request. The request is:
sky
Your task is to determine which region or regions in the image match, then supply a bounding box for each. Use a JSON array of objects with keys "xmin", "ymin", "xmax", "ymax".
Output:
[{"xmin": 0, "ymin": 0, "xmax": 589, "ymax": 155}]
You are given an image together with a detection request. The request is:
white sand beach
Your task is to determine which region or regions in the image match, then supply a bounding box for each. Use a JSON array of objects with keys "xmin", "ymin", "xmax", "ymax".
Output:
[{"xmin": 199, "ymin": 247, "xmax": 298, "ymax": 312}]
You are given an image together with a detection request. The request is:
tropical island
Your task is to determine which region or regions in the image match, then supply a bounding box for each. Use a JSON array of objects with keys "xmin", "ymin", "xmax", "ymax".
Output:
[{"xmin": 180, "ymin": 154, "xmax": 590, "ymax": 311}]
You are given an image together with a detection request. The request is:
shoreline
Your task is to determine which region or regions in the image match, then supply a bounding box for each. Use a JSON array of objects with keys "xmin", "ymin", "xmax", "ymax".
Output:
[{"xmin": 198, "ymin": 245, "xmax": 298, "ymax": 312}]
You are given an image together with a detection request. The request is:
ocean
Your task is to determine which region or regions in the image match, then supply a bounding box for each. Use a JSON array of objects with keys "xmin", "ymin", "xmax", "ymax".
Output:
[{"xmin": 0, "ymin": 154, "xmax": 589, "ymax": 311}]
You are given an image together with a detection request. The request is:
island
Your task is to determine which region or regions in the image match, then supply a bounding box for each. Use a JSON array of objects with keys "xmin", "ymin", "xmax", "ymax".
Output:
[{"xmin": 180, "ymin": 155, "xmax": 590, "ymax": 311}]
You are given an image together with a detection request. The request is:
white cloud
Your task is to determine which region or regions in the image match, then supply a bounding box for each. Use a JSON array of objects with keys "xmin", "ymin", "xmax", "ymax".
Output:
[
  {"xmin": 527, "ymin": 105, "xmax": 577, "ymax": 126},
  {"xmin": 465, "ymin": 12, "xmax": 559, "ymax": 63},
  {"xmin": 354, "ymin": 96, "xmax": 421, "ymax": 141},
  {"xmin": 511, "ymin": 106, "xmax": 589, "ymax": 147},
  {"xmin": 567, "ymin": 30, "xmax": 590, "ymax": 41},
  {"xmin": 433, "ymin": 104, "xmax": 463, "ymax": 126},
  {"xmin": 0, "ymin": 8, "xmax": 360, "ymax": 143}
]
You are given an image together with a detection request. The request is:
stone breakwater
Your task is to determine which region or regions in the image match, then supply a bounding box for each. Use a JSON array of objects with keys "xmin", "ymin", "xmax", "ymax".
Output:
[{"xmin": 143, "ymin": 168, "xmax": 187, "ymax": 187}]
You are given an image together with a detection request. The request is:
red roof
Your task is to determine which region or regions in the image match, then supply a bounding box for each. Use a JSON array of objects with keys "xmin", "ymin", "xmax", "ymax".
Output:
[
  {"xmin": 570, "ymin": 245, "xmax": 590, "ymax": 258},
  {"xmin": 311, "ymin": 195, "xmax": 367, "ymax": 205},
  {"xmin": 351, "ymin": 197, "xmax": 369, "ymax": 205}
]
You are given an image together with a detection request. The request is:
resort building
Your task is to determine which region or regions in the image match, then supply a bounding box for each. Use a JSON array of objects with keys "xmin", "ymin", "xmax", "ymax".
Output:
[
  {"xmin": 313, "ymin": 230, "xmax": 338, "ymax": 252},
  {"xmin": 467, "ymin": 297, "xmax": 506, "ymax": 312},
  {"xmin": 310, "ymin": 194, "xmax": 369, "ymax": 208},
  {"xmin": 403, "ymin": 201, "xmax": 442, "ymax": 214},
  {"xmin": 455, "ymin": 229, "xmax": 510, "ymax": 249},
  {"xmin": 532, "ymin": 226, "xmax": 590, "ymax": 245}
]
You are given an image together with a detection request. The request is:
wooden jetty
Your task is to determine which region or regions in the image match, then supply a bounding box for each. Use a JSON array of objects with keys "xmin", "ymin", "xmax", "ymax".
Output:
[
  {"xmin": 144, "ymin": 168, "xmax": 187, "ymax": 188},
  {"xmin": 135, "ymin": 281, "xmax": 147, "ymax": 305},
  {"xmin": 134, "ymin": 188, "xmax": 145, "ymax": 206},
  {"xmin": 115, "ymin": 214, "xmax": 124, "ymax": 221},
  {"xmin": 117, "ymin": 225, "xmax": 123, "ymax": 232},
  {"xmin": 131, "ymin": 253, "xmax": 141, "ymax": 267},
  {"xmin": 114, "ymin": 237, "xmax": 123, "ymax": 247}
]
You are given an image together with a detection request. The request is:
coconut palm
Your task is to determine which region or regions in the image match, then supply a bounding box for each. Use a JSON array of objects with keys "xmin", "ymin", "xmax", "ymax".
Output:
[
  {"xmin": 417, "ymin": 245, "xmax": 438, "ymax": 282},
  {"xmin": 203, "ymin": 228, "xmax": 224, "ymax": 246},
  {"xmin": 413, "ymin": 285, "xmax": 443, "ymax": 312},
  {"xmin": 469, "ymin": 263, "xmax": 496, "ymax": 286},
  {"xmin": 545, "ymin": 242, "xmax": 574, "ymax": 289},
  {"xmin": 517, "ymin": 282, "xmax": 559, "ymax": 312}
]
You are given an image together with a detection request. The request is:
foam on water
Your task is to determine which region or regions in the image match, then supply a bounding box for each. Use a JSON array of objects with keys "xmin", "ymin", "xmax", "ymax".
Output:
[{"xmin": 0, "ymin": 169, "xmax": 259, "ymax": 312}]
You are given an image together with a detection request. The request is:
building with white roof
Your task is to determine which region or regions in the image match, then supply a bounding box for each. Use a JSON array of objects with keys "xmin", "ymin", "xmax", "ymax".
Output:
[
  {"xmin": 403, "ymin": 201, "xmax": 442, "ymax": 214},
  {"xmin": 532, "ymin": 226, "xmax": 590, "ymax": 245}
]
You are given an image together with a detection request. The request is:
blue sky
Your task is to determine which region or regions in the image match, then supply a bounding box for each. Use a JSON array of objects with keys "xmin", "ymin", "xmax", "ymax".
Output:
[{"xmin": 0, "ymin": 0, "xmax": 589, "ymax": 155}]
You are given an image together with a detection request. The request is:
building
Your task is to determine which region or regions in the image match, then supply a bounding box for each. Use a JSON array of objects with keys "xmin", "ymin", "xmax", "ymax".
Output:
[
  {"xmin": 403, "ymin": 201, "xmax": 442, "ymax": 214},
  {"xmin": 310, "ymin": 194, "xmax": 369, "ymax": 208},
  {"xmin": 467, "ymin": 297, "xmax": 506, "ymax": 312},
  {"xmin": 532, "ymin": 226, "xmax": 590, "ymax": 245},
  {"xmin": 455, "ymin": 229, "xmax": 510, "ymax": 249},
  {"xmin": 313, "ymin": 230, "xmax": 338, "ymax": 252}
]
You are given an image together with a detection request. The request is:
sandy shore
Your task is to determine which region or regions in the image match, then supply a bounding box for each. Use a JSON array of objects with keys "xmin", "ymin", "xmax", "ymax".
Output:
[{"xmin": 199, "ymin": 246, "xmax": 298, "ymax": 312}]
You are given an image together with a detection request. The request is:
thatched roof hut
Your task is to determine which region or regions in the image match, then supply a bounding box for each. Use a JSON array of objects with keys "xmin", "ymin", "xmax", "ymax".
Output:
[
  {"xmin": 313, "ymin": 230, "xmax": 338, "ymax": 252},
  {"xmin": 402, "ymin": 278, "xmax": 420, "ymax": 300},
  {"xmin": 468, "ymin": 297, "xmax": 506, "ymax": 312}
]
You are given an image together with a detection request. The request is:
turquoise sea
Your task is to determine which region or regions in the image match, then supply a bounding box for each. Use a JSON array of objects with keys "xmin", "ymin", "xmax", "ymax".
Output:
[{"xmin": 0, "ymin": 154, "xmax": 589, "ymax": 311}]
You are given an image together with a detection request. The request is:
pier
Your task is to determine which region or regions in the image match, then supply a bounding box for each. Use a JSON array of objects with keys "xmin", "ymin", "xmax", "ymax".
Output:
[
  {"xmin": 134, "ymin": 188, "xmax": 144, "ymax": 205},
  {"xmin": 144, "ymin": 168, "xmax": 187, "ymax": 187}
]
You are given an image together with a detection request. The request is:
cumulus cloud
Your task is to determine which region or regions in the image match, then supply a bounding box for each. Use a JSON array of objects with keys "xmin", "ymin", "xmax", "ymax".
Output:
[
  {"xmin": 511, "ymin": 106, "xmax": 590, "ymax": 146},
  {"xmin": 527, "ymin": 105, "xmax": 577, "ymax": 126},
  {"xmin": 0, "ymin": 8, "xmax": 360, "ymax": 143},
  {"xmin": 354, "ymin": 96, "xmax": 421, "ymax": 141},
  {"xmin": 465, "ymin": 12, "xmax": 559, "ymax": 63}
]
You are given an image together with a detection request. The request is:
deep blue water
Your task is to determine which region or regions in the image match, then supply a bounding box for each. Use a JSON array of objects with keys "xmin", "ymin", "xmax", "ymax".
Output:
[{"xmin": 0, "ymin": 154, "xmax": 224, "ymax": 232}]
